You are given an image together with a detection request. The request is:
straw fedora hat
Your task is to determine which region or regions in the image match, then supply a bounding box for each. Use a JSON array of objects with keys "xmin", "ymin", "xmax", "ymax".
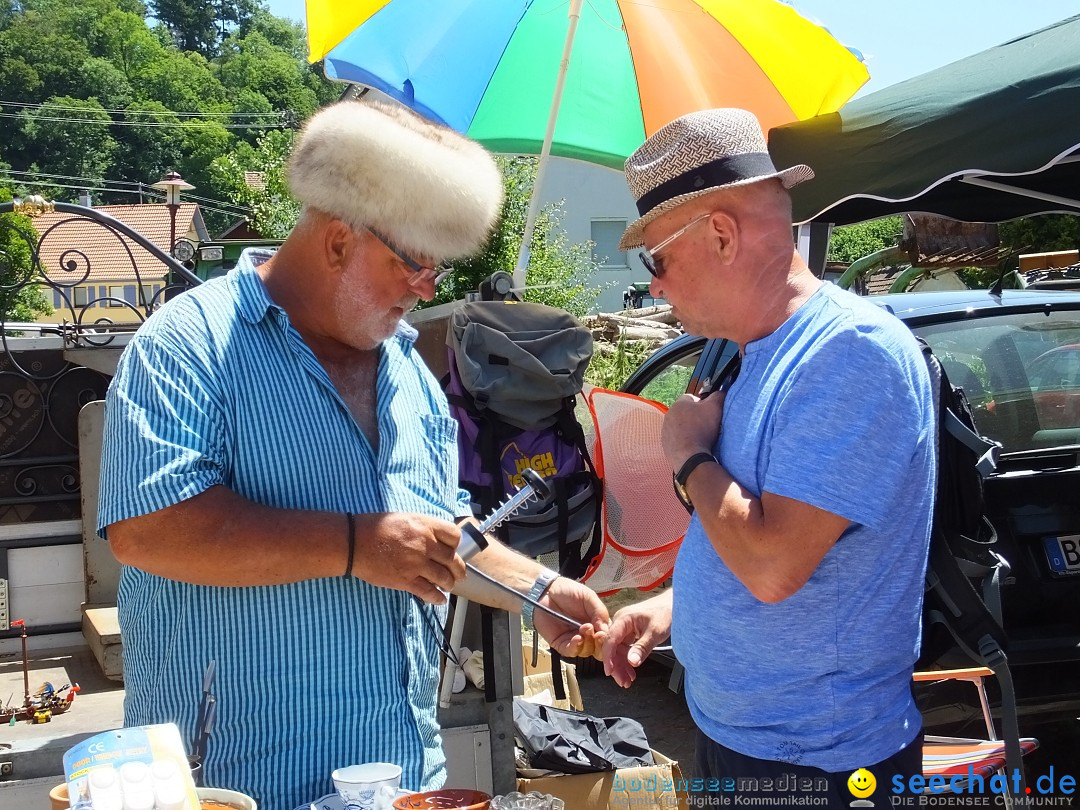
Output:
[{"xmin": 619, "ymin": 108, "xmax": 813, "ymax": 250}]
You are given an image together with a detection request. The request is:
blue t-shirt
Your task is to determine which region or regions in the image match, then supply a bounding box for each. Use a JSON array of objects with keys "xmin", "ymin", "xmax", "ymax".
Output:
[
  {"xmin": 673, "ymin": 282, "xmax": 936, "ymax": 772},
  {"xmin": 98, "ymin": 250, "xmax": 471, "ymax": 810}
]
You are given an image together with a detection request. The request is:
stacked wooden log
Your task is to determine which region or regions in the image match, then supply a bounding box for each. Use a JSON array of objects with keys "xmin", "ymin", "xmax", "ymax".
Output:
[{"xmin": 586, "ymin": 303, "xmax": 682, "ymax": 345}]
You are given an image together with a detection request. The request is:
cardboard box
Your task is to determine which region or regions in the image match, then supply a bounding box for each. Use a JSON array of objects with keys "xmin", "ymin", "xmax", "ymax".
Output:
[
  {"xmin": 520, "ymin": 646, "xmax": 583, "ymax": 711},
  {"xmin": 1019, "ymin": 249, "xmax": 1079, "ymax": 272},
  {"xmin": 517, "ymin": 751, "xmax": 688, "ymax": 810}
]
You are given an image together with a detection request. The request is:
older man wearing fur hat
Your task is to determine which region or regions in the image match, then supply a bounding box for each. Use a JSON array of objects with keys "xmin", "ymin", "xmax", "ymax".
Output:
[
  {"xmin": 602, "ymin": 109, "xmax": 935, "ymax": 804},
  {"xmin": 97, "ymin": 100, "xmax": 608, "ymax": 809}
]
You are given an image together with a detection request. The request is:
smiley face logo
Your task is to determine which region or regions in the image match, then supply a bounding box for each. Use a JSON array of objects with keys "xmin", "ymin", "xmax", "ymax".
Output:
[{"xmin": 848, "ymin": 768, "xmax": 876, "ymax": 798}]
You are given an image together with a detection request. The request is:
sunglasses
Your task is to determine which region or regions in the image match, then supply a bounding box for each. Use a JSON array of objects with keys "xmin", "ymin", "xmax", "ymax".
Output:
[
  {"xmin": 368, "ymin": 228, "xmax": 453, "ymax": 287},
  {"xmin": 638, "ymin": 212, "xmax": 712, "ymax": 279}
]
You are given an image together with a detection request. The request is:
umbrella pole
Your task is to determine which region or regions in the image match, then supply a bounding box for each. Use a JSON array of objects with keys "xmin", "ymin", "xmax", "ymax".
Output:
[{"xmin": 512, "ymin": 0, "xmax": 584, "ymax": 292}]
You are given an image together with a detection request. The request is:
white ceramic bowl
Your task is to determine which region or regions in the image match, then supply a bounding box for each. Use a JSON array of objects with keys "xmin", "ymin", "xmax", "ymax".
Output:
[{"xmin": 197, "ymin": 785, "xmax": 259, "ymax": 810}]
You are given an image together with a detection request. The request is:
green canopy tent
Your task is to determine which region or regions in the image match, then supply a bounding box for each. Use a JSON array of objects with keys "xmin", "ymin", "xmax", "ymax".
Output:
[{"xmin": 768, "ymin": 14, "xmax": 1080, "ymax": 227}]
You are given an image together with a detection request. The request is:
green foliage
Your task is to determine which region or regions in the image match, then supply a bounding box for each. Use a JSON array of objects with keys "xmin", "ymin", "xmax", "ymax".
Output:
[
  {"xmin": 999, "ymin": 214, "xmax": 1080, "ymax": 255},
  {"xmin": 110, "ymin": 101, "xmax": 183, "ymax": 191},
  {"xmin": 216, "ymin": 30, "xmax": 319, "ymax": 121},
  {"xmin": 19, "ymin": 96, "xmax": 118, "ymax": 181},
  {"xmin": 583, "ymin": 336, "xmax": 655, "ymax": 392},
  {"xmin": 0, "ymin": 0, "xmax": 336, "ymax": 228},
  {"xmin": 826, "ymin": 216, "xmax": 903, "ymax": 264},
  {"xmin": 209, "ymin": 128, "xmax": 298, "ymax": 238},
  {"xmin": 0, "ymin": 187, "xmax": 53, "ymax": 321},
  {"xmin": 426, "ymin": 157, "xmax": 605, "ymax": 317}
]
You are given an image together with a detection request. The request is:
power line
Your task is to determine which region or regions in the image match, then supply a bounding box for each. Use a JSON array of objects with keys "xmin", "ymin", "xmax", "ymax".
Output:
[
  {"xmin": 1, "ymin": 168, "xmax": 148, "ymax": 188},
  {"xmin": 2, "ymin": 169, "xmax": 258, "ymax": 216},
  {"xmin": 0, "ymin": 177, "xmax": 255, "ymax": 220},
  {"xmin": 1, "ymin": 99, "xmax": 286, "ymax": 119}
]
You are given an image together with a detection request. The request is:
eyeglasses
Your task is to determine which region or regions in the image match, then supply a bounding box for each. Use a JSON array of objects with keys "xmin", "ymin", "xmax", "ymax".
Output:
[
  {"xmin": 638, "ymin": 212, "xmax": 712, "ymax": 279},
  {"xmin": 368, "ymin": 228, "xmax": 452, "ymax": 287}
]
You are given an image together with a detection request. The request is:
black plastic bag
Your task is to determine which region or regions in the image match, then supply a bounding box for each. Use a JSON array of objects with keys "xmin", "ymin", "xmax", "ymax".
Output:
[{"xmin": 513, "ymin": 698, "xmax": 654, "ymax": 774}]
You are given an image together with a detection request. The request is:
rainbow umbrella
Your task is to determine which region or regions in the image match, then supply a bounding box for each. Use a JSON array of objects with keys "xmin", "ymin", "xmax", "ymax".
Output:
[
  {"xmin": 307, "ymin": 0, "xmax": 866, "ymax": 169},
  {"xmin": 306, "ymin": 0, "xmax": 867, "ymax": 279}
]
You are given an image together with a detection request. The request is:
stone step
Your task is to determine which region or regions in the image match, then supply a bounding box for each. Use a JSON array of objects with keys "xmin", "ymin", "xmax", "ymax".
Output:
[{"xmin": 81, "ymin": 604, "xmax": 122, "ymax": 682}]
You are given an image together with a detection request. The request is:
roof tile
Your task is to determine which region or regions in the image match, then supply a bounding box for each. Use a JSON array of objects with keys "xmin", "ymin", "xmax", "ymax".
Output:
[{"xmin": 32, "ymin": 203, "xmax": 199, "ymax": 284}]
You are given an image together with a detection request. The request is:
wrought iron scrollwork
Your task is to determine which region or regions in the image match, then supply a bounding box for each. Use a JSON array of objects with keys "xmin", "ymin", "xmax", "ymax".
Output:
[
  {"xmin": 0, "ymin": 198, "xmax": 203, "ymax": 522},
  {"xmin": 1, "ymin": 197, "xmax": 203, "ymax": 369}
]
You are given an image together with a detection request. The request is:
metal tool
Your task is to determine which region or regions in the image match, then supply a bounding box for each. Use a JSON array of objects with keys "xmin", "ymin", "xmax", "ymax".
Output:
[
  {"xmin": 190, "ymin": 659, "xmax": 217, "ymax": 785},
  {"xmin": 458, "ymin": 467, "xmax": 553, "ymax": 562},
  {"xmin": 460, "ymin": 468, "xmax": 582, "ymax": 629},
  {"xmin": 478, "ymin": 467, "xmax": 553, "ymax": 534},
  {"xmin": 450, "ymin": 468, "xmax": 581, "ymax": 628}
]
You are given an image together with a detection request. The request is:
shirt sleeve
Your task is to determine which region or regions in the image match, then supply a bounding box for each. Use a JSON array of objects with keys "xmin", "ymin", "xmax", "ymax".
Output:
[
  {"xmin": 762, "ymin": 330, "xmax": 931, "ymax": 530},
  {"xmin": 97, "ymin": 333, "xmax": 228, "ymax": 536}
]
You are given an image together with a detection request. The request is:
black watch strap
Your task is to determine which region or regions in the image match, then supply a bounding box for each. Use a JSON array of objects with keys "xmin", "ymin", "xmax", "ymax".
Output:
[{"xmin": 675, "ymin": 452, "xmax": 716, "ymax": 487}]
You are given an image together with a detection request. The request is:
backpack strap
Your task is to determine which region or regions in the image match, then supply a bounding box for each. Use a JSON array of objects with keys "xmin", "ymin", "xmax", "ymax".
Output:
[
  {"xmin": 552, "ymin": 397, "xmax": 603, "ymax": 580},
  {"xmin": 943, "ymin": 408, "xmax": 1001, "ymax": 476}
]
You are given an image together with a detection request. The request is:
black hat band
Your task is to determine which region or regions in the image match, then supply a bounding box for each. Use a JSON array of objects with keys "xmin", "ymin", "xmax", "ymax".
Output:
[{"xmin": 636, "ymin": 153, "xmax": 779, "ymax": 217}]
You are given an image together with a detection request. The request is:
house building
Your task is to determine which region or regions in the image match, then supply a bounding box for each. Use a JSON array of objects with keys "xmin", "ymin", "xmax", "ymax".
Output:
[
  {"xmin": 31, "ymin": 203, "xmax": 209, "ymax": 324},
  {"xmin": 531, "ymin": 157, "xmax": 654, "ymax": 313}
]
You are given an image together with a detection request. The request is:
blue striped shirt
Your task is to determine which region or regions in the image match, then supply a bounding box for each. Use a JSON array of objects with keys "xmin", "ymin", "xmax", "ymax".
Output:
[{"xmin": 98, "ymin": 249, "xmax": 469, "ymax": 810}]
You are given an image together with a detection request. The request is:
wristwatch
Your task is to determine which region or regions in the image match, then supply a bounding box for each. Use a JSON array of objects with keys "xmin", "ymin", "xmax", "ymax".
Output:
[
  {"xmin": 672, "ymin": 452, "xmax": 716, "ymax": 511},
  {"xmin": 522, "ymin": 569, "xmax": 559, "ymax": 631}
]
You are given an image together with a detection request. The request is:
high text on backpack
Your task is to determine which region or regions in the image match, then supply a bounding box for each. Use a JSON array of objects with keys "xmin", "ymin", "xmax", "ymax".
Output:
[{"xmin": 443, "ymin": 301, "xmax": 602, "ymax": 579}]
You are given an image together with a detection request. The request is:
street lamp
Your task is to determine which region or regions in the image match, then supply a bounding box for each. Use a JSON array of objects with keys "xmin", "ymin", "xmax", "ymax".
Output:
[{"xmin": 151, "ymin": 171, "xmax": 195, "ymax": 259}]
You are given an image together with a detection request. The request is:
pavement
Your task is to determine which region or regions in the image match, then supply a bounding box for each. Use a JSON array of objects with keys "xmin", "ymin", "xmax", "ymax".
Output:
[{"xmin": 0, "ymin": 643, "xmax": 125, "ymax": 808}]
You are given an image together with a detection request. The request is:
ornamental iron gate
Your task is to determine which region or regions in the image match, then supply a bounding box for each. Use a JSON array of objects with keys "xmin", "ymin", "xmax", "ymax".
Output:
[{"xmin": 0, "ymin": 196, "xmax": 202, "ymax": 636}]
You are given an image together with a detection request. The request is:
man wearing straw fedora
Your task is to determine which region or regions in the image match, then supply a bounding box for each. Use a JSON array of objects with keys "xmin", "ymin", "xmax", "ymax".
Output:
[
  {"xmin": 603, "ymin": 109, "xmax": 935, "ymax": 804},
  {"xmin": 97, "ymin": 99, "xmax": 608, "ymax": 810}
]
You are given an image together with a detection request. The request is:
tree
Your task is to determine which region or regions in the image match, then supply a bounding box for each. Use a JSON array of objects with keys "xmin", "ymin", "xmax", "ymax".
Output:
[
  {"xmin": 999, "ymin": 214, "xmax": 1080, "ymax": 256},
  {"xmin": 0, "ymin": 187, "xmax": 53, "ymax": 322},
  {"xmin": 217, "ymin": 30, "xmax": 320, "ymax": 122},
  {"xmin": 826, "ymin": 216, "xmax": 903, "ymax": 264},
  {"xmin": 426, "ymin": 157, "xmax": 604, "ymax": 317},
  {"xmin": 209, "ymin": 128, "xmax": 298, "ymax": 238},
  {"xmin": 151, "ymin": 0, "xmax": 257, "ymax": 57},
  {"xmin": 111, "ymin": 101, "xmax": 184, "ymax": 190},
  {"xmin": 19, "ymin": 96, "xmax": 118, "ymax": 182},
  {"xmin": 150, "ymin": 0, "xmax": 216, "ymax": 55},
  {"xmin": 133, "ymin": 49, "xmax": 224, "ymax": 112}
]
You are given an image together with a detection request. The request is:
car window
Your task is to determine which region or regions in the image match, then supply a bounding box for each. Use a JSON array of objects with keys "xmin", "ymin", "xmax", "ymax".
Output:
[
  {"xmin": 636, "ymin": 353, "xmax": 700, "ymax": 407},
  {"xmin": 913, "ymin": 311, "xmax": 1080, "ymax": 452}
]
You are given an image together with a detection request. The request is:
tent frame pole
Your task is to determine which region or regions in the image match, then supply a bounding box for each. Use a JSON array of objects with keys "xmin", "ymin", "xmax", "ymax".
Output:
[
  {"xmin": 958, "ymin": 176, "xmax": 1080, "ymax": 212},
  {"xmin": 512, "ymin": 0, "xmax": 585, "ymax": 292}
]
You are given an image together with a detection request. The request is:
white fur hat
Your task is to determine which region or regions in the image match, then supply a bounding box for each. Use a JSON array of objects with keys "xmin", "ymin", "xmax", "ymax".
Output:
[
  {"xmin": 619, "ymin": 108, "xmax": 813, "ymax": 250},
  {"xmin": 288, "ymin": 100, "xmax": 505, "ymax": 260}
]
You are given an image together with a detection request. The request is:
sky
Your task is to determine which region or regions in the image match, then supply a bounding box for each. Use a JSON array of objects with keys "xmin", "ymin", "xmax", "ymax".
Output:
[{"xmin": 266, "ymin": 0, "xmax": 1079, "ymax": 96}]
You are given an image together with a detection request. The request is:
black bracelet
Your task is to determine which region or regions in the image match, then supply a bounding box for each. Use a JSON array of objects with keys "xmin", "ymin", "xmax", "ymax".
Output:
[{"xmin": 344, "ymin": 512, "xmax": 356, "ymax": 578}]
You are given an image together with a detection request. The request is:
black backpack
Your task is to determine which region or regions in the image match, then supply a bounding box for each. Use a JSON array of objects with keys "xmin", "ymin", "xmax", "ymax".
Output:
[{"xmin": 918, "ymin": 339, "xmax": 1028, "ymax": 792}]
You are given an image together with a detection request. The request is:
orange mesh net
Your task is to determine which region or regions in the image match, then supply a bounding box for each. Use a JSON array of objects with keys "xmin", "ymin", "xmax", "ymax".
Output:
[{"xmin": 579, "ymin": 388, "xmax": 691, "ymax": 595}]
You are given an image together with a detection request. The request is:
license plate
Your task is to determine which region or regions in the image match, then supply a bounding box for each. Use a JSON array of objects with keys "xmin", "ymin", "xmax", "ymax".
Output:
[{"xmin": 1043, "ymin": 534, "xmax": 1080, "ymax": 576}]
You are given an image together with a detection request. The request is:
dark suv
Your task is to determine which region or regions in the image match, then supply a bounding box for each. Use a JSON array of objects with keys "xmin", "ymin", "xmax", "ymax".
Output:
[{"xmin": 621, "ymin": 288, "xmax": 1080, "ymax": 724}]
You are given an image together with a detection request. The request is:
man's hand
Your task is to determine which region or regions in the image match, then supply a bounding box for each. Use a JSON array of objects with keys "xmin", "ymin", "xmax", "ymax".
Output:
[
  {"xmin": 533, "ymin": 578, "xmax": 610, "ymax": 659},
  {"xmin": 353, "ymin": 513, "xmax": 466, "ymax": 604},
  {"xmin": 602, "ymin": 591, "xmax": 673, "ymax": 688},
  {"xmin": 662, "ymin": 390, "xmax": 726, "ymax": 472}
]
